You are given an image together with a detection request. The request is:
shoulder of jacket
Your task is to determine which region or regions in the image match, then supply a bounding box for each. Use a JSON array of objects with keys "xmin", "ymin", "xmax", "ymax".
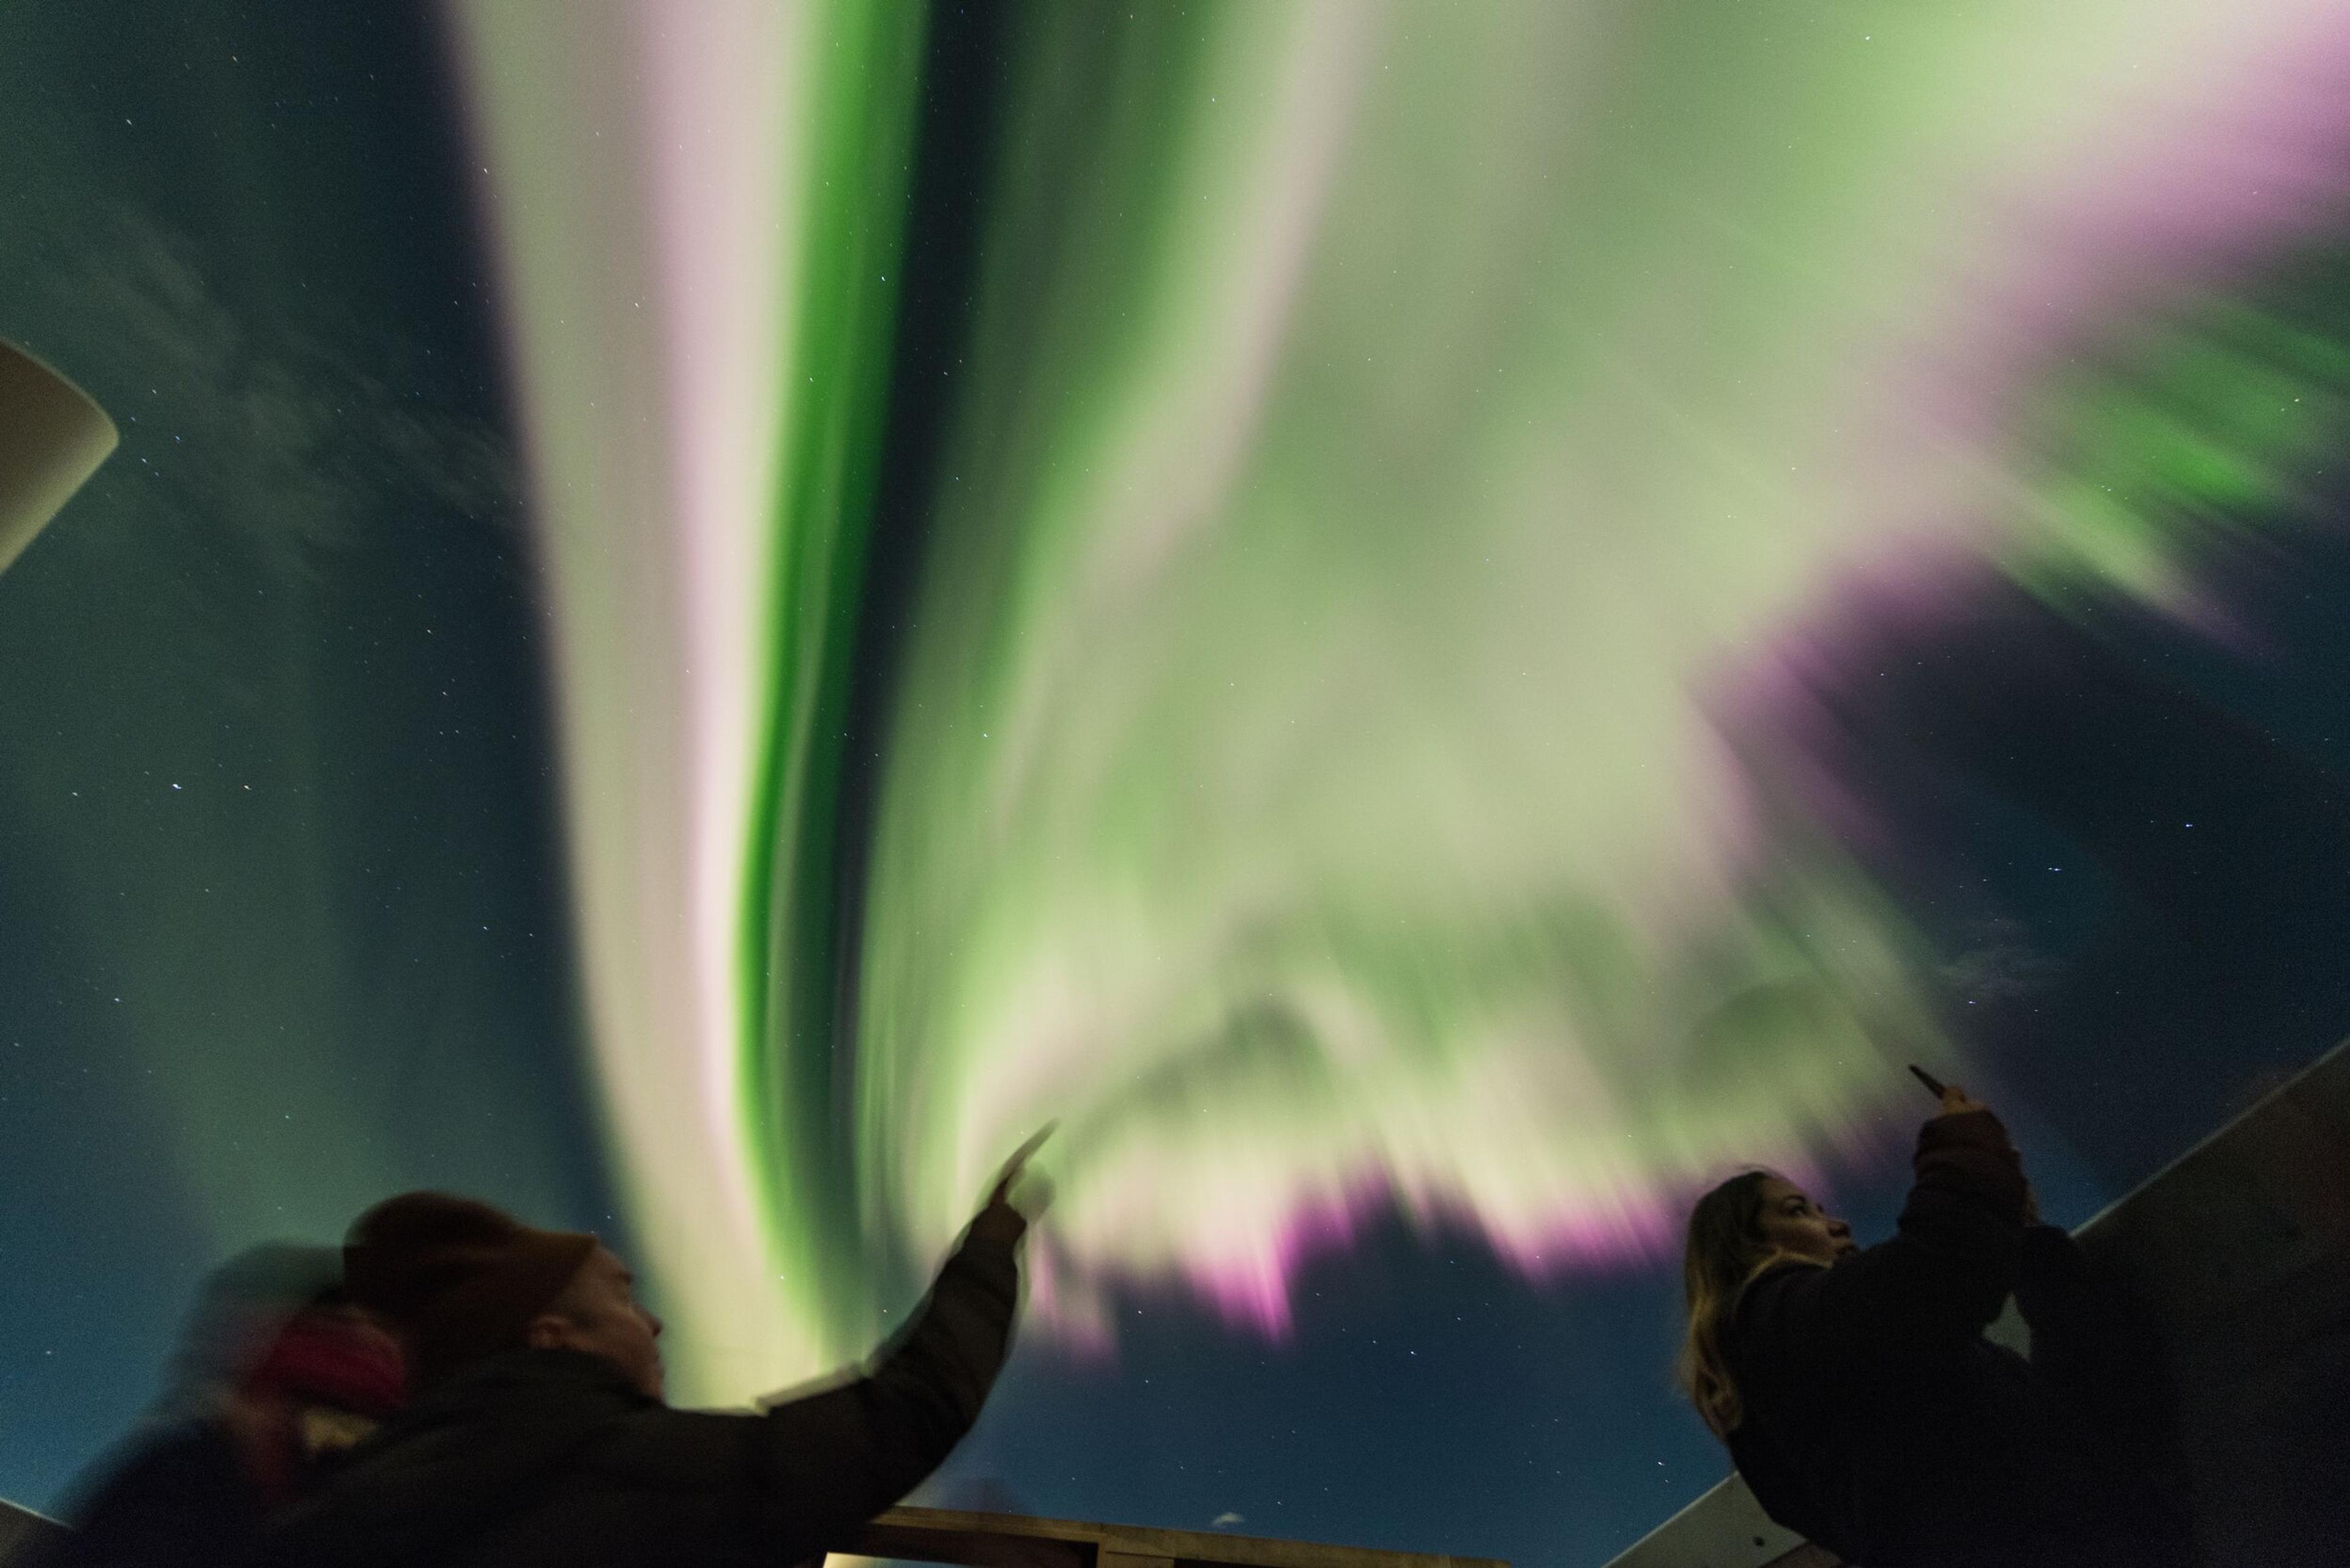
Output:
[{"xmin": 1728, "ymin": 1256, "xmax": 1830, "ymax": 1335}]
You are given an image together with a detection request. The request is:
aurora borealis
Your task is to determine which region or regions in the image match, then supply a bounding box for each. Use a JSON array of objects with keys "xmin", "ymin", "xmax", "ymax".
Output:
[
  {"xmin": 12, "ymin": 2, "xmax": 2350, "ymax": 1562},
  {"xmin": 454, "ymin": 0, "xmax": 2350, "ymax": 1381}
]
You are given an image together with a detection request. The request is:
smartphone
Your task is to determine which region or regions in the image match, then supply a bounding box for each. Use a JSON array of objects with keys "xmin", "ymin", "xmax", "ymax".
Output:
[{"xmin": 1907, "ymin": 1063, "xmax": 1947, "ymax": 1099}]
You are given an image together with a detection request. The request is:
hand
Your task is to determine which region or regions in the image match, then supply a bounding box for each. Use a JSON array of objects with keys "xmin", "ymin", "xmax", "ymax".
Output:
[
  {"xmin": 1934, "ymin": 1081, "xmax": 1991, "ymax": 1118},
  {"xmin": 969, "ymin": 1122, "xmax": 1055, "ymax": 1245}
]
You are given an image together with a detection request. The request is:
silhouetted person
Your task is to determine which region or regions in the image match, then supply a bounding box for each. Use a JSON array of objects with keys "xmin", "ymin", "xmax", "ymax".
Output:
[
  {"xmin": 31, "ymin": 1247, "xmax": 407, "ymax": 1568},
  {"xmin": 1679, "ymin": 1085, "xmax": 2192, "ymax": 1568},
  {"xmin": 261, "ymin": 1140, "xmax": 1042, "ymax": 1568}
]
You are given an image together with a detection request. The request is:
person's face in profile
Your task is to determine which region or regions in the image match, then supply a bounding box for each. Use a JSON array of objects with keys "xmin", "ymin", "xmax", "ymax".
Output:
[
  {"xmin": 1756, "ymin": 1176, "xmax": 1856, "ymax": 1264},
  {"xmin": 528, "ymin": 1245, "xmax": 666, "ymax": 1399}
]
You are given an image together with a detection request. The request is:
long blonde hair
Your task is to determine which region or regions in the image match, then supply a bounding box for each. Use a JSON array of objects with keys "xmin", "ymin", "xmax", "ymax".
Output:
[{"xmin": 1676, "ymin": 1170, "xmax": 1823, "ymax": 1438}]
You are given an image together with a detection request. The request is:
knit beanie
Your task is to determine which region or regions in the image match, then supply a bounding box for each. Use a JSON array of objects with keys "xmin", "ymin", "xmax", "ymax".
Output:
[{"xmin": 342, "ymin": 1192, "xmax": 598, "ymax": 1387}]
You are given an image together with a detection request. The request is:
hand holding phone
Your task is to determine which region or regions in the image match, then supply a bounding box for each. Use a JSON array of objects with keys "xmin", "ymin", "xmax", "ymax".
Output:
[{"xmin": 1909, "ymin": 1064, "xmax": 1988, "ymax": 1118}]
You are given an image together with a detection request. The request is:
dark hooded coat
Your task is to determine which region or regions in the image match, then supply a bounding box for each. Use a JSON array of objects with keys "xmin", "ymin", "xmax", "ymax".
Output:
[
  {"xmin": 21, "ymin": 1425, "xmax": 261, "ymax": 1568},
  {"xmin": 26, "ymin": 1246, "xmax": 405, "ymax": 1568},
  {"xmin": 259, "ymin": 1228, "xmax": 1018, "ymax": 1568},
  {"xmin": 1721, "ymin": 1110, "xmax": 2191, "ymax": 1568}
]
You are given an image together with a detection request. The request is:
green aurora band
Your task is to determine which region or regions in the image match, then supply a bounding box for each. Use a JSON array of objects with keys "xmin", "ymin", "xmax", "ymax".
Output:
[{"xmin": 451, "ymin": 0, "xmax": 2350, "ymax": 1397}]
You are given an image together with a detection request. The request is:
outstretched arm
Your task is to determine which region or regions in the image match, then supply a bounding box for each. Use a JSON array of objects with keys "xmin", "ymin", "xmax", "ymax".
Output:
[
  {"xmin": 734, "ymin": 1132, "xmax": 1046, "ymax": 1545},
  {"xmin": 753, "ymin": 1217, "xmax": 1022, "ymax": 1525},
  {"xmin": 1742, "ymin": 1095, "xmax": 2031, "ymax": 1367},
  {"xmin": 559, "ymin": 1217, "xmax": 1021, "ymax": 1562}
]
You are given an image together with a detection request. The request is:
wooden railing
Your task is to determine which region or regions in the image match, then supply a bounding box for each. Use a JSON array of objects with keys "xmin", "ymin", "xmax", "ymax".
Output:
[
  {"xmin": 839, "ymin": 1506, "xmax": 1502, "ymax": 1568},
  {"xmin": 0, "ymin": 1497, "xmax": 1502, "ymax": 1568}
]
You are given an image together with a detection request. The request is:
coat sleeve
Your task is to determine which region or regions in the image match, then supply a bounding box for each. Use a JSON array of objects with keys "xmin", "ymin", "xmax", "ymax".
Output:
[
  {"xmin": 586, "ymin": 1226, "xmax": 1021, "ymax": 1553},
  {"xmin": 1738, "ymin": 1110, "xmax": 2031, "ymax": 1367}
]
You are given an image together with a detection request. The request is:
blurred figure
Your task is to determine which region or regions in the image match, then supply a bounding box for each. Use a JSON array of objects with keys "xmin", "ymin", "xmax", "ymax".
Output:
[
  {"xmin": 32, "ymin": 1246, "xmax": 408, "ymax": 1568},
  {"xmin": 1679, "ymin": 1086, "xmax": 2192, "ymax": 1568},
  {"xmin": 261, "ymin": 1137, "xmax": 1043, "ymax": 1568}
]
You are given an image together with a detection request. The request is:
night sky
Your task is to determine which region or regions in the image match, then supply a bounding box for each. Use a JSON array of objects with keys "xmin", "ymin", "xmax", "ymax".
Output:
[{"xmin": 8, "ymin": 7, "xmax": 2350, "ymax": 1567}]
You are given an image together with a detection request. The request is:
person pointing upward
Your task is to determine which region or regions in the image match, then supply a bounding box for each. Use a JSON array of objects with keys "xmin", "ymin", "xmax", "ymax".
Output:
[
  {"xmin": 1678, "ymin": 1085, "xmax": 2190, "ymax": 1567},
  {"xmin": 264, "ymin": 1135, "xmax": 1048, "ymax": 1568}
]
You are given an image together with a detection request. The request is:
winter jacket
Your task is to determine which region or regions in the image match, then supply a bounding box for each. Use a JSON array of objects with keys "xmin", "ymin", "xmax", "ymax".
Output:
[
  {"xmin": 259, "ymin": 1228, "xmax": 1019, "ymax": 1568},
  {"xmin": 30, "ymin": 1305, "xmax": 407, "ymax": 1568},
  {"xmin": 1723, "ymin": 1111, "xmax": 2190, "ymax": 1568},
  {"xmin": 24, "ymin": 1424, "xmax": 264, "ymax": 1568}
]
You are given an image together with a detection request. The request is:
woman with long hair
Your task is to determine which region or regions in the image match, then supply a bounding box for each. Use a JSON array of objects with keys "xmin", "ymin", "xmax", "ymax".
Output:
[{"xmin": 1678, "ymin": 1082, "xmax": 2191, "ymax": 1568}]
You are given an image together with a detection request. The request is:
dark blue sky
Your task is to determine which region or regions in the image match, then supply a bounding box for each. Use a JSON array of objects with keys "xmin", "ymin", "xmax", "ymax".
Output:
[
  {"xmin": 6, "ymin": 6, "xmax": 2349, "ymax": 1566},
  {"xmin": 0, "ymin": 0, "xmax": 621, "ymax": 1521}
]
